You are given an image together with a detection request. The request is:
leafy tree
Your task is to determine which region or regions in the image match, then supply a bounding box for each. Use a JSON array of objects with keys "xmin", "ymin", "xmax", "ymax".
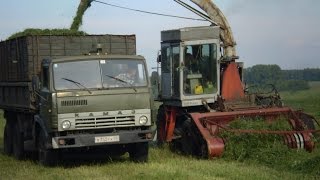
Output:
[
  {"xmin": 244, "ymin": 64, "xmax": 315, "ymax": 91},
  {"xmin": 244, "ymin": 64, "xmax": 282, "ymax": 85}
]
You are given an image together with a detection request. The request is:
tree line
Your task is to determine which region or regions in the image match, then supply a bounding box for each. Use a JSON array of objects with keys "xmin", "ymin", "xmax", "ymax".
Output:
[{"xmin": 244, "ymin": 64, "xmax": 320, "ymax": 91}]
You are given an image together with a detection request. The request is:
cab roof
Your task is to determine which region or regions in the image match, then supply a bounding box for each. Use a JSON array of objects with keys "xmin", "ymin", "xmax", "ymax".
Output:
[{"xmin": 48, "ymin": 54, "xmax": 145, "ymax": 63}]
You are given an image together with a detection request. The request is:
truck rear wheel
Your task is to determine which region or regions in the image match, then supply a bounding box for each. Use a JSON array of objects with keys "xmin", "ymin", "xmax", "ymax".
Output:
[
  {"xmin": 12, "ymin": 123, "xmax": 24, "ymax": 159},
  {"xmin": 3, "ymin": 122, "xmax": 13, "ymax": 155},
  {"xmin": 129, "ymin": 142, "xmax": 149, "ymax": 163},
  {"xmin": 38, "ymin": 130, "xmax": 58, "ymax": 166}
]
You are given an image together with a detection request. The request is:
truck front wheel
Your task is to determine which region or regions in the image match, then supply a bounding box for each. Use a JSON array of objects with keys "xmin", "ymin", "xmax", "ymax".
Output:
[
  {"xmin": 129, "ymin": 142, "xmax": 149, "ymax": 163},
  {"xmin": 3, "ymin": 122, "xmax": 13, "ymax": 155},
  {"xmin": 12, "ymin": 123, "xmax": 24, "ymax": 159},
  {"xmin": 37, "ymin": 130, "xmax": 58, "ymax": 166}
]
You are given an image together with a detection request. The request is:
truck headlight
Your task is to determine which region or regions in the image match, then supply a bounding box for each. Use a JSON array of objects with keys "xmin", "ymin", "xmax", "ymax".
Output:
[
  {"xmin": 139, "ymin": 116, "xmax": 148, "ymax": 125},
  {"xmin": 61, "ymin": 120, "xmax": 71, "ymax": 130}
]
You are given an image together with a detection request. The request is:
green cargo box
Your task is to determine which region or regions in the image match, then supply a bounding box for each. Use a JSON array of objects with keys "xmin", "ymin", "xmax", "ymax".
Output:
[
  {"xmin": 0, "ymin": 34, "xmax": 136, "ymax": 111},
  {"xmin": 0, "ymin": 34, "xmax": 136, "ymax": 82}
]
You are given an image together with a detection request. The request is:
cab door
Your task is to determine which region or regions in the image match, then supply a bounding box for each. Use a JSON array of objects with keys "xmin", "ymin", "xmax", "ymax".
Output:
[
  {"xmin": 38, "ymin": 63, "xmax": 52, "ymax": 131},
  {"xmin": 160, "ymin": 43, "xmax": 180, "ymax": 99}
]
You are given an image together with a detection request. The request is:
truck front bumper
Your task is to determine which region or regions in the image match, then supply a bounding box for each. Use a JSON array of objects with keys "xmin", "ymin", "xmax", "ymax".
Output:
[{"xmin": 51, "ymin": 129, "xmax": 154, "ymax": 149}]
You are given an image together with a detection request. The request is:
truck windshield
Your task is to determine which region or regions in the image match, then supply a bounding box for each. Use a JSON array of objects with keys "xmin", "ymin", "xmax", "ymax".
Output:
[
  {"xmin": 53, "ymin": 60, "xmax": 102, "ymax": 90},
  {"xmin": 100, "ymin": 59, "xmax": 147, "ymax": 88},
  {"xmin": 53, "ymin": 59, "xmax": 147, "ymax": 91}
]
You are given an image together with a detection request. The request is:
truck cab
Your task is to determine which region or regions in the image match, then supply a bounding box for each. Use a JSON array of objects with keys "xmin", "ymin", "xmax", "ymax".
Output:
[{"xmin": 36, "ymin": 54, "xmax": 153, "ymax": 162}]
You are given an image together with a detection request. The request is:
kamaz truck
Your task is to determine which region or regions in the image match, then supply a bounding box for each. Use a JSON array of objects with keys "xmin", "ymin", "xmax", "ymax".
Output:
[{"xmin": 0, "ymin": 34, "xmax": 154, "ymax": 165}]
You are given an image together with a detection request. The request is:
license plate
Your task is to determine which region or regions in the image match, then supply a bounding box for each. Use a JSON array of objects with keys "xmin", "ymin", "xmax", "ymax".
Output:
[{"xmin": 95, "ymin": 135, "xmax": 120, "ymax": 143}]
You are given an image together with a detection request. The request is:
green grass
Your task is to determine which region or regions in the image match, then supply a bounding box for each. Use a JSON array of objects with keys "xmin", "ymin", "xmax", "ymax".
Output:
[
  {"xmin": 221, "ymin": 118, "xmax": 320, "ymax": 176},
  {"xmin": 70, "ymin": 0, "xmax": 92, "ymax": 31},
  {"xmin": 281, "ymin": 82, "xmax": 320, "ymax": 119},
  {"xmin": 0, "ymin": 142, "xmax": 316, "ymax": 180},
  {"xmin": 308, "ymin": 81, "xmax": 320, "ymax": 88},
  {"xmin": 1, "ymin": 85, "xmax": 320, "ymax": 179},
  {"xmin": 7, "ymin": 28, "xmax": 87, "ymax": 40}
]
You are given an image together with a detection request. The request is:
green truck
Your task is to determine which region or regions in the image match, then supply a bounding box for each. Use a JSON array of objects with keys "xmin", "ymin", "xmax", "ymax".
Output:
[{"xmin": 0, "ymin": 34, "xmax": 154, "ymax": 165}]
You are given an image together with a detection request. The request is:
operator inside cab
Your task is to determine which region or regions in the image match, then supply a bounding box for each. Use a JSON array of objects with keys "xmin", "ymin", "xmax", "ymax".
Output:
[{"xmin": 183, "ymin": 44, "xmax": 217, "ymax": 95}]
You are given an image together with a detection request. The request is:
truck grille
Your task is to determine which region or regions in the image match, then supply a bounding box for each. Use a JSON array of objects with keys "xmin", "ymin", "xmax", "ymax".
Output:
[
  {"xmin": 75, "ymin": 115, "xmax": 135, "ymax": 129},
  {"xmin": 61, "ymin": 99, "xmax": 87, "ymax": 106}
]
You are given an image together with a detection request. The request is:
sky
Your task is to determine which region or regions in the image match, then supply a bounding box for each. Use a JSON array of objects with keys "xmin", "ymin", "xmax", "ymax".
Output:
[{"xmin": 1, "ymin": 0, "xmax": 320, "ymax": 72}]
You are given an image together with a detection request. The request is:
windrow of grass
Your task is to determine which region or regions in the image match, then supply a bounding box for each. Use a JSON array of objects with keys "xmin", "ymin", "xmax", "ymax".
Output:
[
  {"xmin": 220, "ymin": 117, "xmax": 320, "ymax": 177},
  {"xmin": 219, "ymin": 85, "xmax": 320, "ymax": 177}
]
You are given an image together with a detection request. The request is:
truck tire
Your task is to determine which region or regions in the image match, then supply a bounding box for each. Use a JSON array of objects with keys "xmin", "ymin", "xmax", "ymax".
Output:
[
  {"xmin": 38, "ymin": 130, "xmax": 58, "ymax": 166},
  {"xmin": 3, "ymin": 122, "xmax": 13, "ymax": 155},
  {"xmin": 12, "ymin": 123, "xmax": 24, "ymax": 160},
  {"xmin": 129, "ymin": 142, "xmax": 149, "ymax": 163}
]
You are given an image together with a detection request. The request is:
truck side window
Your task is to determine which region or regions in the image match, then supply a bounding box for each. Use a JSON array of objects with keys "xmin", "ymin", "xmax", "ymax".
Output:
[
  {"xmin": 137, "ymin": 64, "xmax": 146, "ymax": 81},
  {"xmin": 42, "ymin": 67, "xmax": 49, "ymax": 89}
]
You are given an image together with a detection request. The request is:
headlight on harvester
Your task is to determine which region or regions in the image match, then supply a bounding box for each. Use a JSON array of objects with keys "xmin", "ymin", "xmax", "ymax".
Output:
[
  {"xmin": 139, "ymin": 116, "xmax": 148, "ymax": 125},
  {"xmin": 61, "ymin": 120, "xmax": 71, "ymax": 130}
]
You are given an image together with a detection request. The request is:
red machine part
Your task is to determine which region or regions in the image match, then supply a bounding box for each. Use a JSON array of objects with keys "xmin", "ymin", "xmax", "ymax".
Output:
[
  {"xmin": 158, "ymin": 105, "xmax": 319, "ymax": 158},
  {"xmin": 189, "ymin": 107, "xmax": 319, "ymax": 158},
  {"xmin": 221, "ymin": 62, "xmax": 245, "ymax": 101},
  {"xmin": 190, "ymin": 113, "xmax": 225, "ymax": 158},
  {"xmin": 165, "ymin": 106, "xmax": 177, "ymax": 142},
  {"xmin": 157, "ymin": 106, "xmax": 177, "ymax": 143}
]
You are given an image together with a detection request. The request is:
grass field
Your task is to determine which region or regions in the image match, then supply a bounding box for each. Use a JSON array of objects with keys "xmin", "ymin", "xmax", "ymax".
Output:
[
  {"xmin": 0, "ymin": 85, "xmax": 319, "ymax": 179},
  {"xmin": 281, "ymin": 81, "xmax": 320, "ymax": 119}
]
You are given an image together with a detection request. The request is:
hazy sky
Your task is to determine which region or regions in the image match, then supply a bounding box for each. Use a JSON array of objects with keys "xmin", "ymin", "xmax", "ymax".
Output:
[{"xmin": 1, "ymin": 0, "xmax": 319, "ymax": 72}]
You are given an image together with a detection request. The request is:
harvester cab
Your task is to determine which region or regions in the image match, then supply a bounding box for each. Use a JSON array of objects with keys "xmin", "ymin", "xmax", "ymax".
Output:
[{"xmin": 159, "ymin": 26, "xmax": 222, "ymax": 107}]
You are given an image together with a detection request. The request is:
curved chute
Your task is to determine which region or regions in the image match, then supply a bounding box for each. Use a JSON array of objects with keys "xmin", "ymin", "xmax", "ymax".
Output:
[
  {"xmin": 71, "ymin": 0, "xmax": 93, "ymax": 31},
  {"xmin": 190, "ymin": 0, "xmax": 237, "ymax": 60}
]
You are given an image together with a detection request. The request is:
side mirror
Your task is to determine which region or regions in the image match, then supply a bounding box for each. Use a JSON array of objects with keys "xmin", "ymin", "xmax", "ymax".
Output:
[
  {"xmin": 32, "ymin": 75, "xmax": 40, "ymax": 91},
  {"xmin": 157, "ymin": 55, "xmax": 162, "ymax": 63}
]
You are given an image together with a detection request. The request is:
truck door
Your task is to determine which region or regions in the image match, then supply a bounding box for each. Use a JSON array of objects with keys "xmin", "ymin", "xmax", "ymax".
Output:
[{"xmin": 39, "ymin": 64, "xmax": 52, "ymax": 130}]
